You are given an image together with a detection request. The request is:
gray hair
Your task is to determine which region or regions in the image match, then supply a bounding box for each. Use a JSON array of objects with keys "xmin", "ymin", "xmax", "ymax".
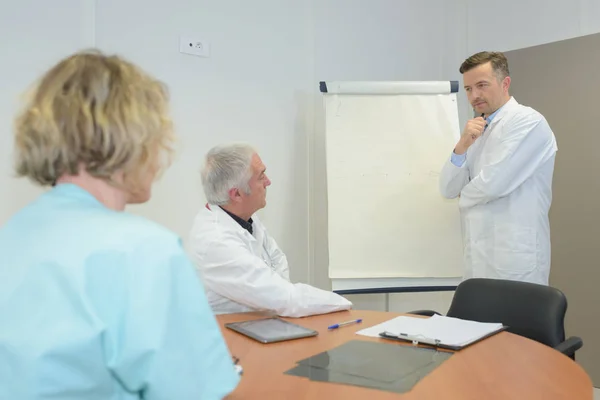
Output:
[{"xmin": 201, "ymin": 143, "xmax": 256, "ymax": 205}]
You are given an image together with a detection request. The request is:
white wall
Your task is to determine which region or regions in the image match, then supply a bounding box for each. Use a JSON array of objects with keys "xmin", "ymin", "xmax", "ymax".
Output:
[
  {"xmin": 1, "ymin": 0, "xmax": 471, "ymax": 313},
  {"xmin": 1, "ymin": 0, "xmax": 465, "ymax": 292},
  {"xmin": 0, "ymin": 0, "xmax": 95, "ymax": 225},
  {"xmin": 313, "ymin": 0, "xmax": 444, "ymax": 288},
  {"xmin": 310, "ymin": 0, "xmax": 467, "ymax": 311},
  {"xmin": 95, "ymin": 0, "xmax": 469, "ymax": 296},
  {"xmin": 94, "ymin": 0, "xmax": 313, "ymax": 283}
]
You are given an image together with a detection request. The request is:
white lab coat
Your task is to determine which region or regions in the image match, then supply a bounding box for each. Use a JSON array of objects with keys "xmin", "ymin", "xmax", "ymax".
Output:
[
  {"xmin": 189, "ymin": 205, "xmax": 352, "ymax": 317},
  {"xmin": 440, "ymin": 97, "xmax": 557, "ymax": 285}
]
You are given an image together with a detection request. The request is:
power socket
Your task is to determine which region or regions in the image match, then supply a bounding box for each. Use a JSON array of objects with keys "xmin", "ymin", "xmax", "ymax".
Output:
[{"xmin": 180, "ymin": 36, "xmax": 210, "ymax": 58}]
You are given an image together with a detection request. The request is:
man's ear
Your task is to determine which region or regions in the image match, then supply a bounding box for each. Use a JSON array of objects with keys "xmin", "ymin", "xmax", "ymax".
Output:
[
  {"xmin": 503, "ymin": 76, "xmax": 511, "ymax": 93},
  {"xmin": 228, "ymin": 187, "xmax": 241, "ymax": 203}
]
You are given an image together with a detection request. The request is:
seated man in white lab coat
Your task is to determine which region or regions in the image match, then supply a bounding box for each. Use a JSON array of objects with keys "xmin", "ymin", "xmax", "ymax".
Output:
[
  {"xmin": 439, "ymin": 51, "xmax": 557, "ymax": 285},
  {"xmin": 189, "ymin": 143, "xmax": 352, "ymax": 317}
]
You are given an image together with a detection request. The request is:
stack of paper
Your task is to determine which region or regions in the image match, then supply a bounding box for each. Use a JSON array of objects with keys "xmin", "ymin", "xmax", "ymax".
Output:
[{"xmin": 356, "ymin": 315, "xmax": 504, "ymax": 349}]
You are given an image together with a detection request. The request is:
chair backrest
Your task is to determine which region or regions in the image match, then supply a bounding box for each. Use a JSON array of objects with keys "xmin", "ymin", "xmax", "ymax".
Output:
[{"xmin": 446, "ymin": 278, "xmax": 567, "ymax": 348}]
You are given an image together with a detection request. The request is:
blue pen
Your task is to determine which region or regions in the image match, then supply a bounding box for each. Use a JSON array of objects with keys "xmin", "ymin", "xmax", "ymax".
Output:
[{"xmin": 328, "ymin": 318, "xmax": 362, "ymax": 330}]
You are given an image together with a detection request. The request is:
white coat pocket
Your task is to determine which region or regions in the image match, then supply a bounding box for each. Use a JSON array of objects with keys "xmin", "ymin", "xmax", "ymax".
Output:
[{"xmin": 493, "ymin": 224, "xmax": 537, "ymax": 274}]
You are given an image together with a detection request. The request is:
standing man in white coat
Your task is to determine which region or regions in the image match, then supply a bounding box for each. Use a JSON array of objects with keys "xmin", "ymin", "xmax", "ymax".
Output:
[
  {"xmin": 440, "ymin": 51, "xmax": 557, "ymax": 285},
  {"xmin": 189, "ymin": 143, "xmax": 352, "ymax": 317}
]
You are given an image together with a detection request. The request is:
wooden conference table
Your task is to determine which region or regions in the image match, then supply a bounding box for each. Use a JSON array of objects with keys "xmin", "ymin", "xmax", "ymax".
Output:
[{"xmin": 218, "ymin": 310, "xmax": 593, "ymax": 399}]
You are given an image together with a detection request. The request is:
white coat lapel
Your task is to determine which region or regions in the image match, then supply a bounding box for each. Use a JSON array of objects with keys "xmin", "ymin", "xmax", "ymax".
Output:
[
  {"xmin": 249, "ymin": 219, "xmax": 264, "ymax": 257},
  {"xmin": 474, "ymin": 97, "xmax": 519, "ymax": 171},
  {"xmin": 212, "ymin": 205, "xmax": 258, "ymax": 253},
  {"xmin": 486, "ymin": 97, "xmax": 518, "ymax": 131},
  {"xmin": 249, "ymin": 217, "xmax": 276, "ymax": 270}
]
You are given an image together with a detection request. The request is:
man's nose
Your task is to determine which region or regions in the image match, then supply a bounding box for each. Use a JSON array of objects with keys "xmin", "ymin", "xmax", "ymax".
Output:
[{"xmin": 470, "ymin": 88, "xmax": 482, "ymax": 100}]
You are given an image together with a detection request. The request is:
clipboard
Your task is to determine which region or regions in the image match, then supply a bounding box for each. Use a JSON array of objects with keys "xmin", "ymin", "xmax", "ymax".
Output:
[{"xmin": 378, "ymin": 325, "xmax": 508, "ymax": 351}]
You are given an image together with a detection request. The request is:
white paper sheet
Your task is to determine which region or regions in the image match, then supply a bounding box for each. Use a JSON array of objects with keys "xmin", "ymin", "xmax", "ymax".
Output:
[
  {"xmin": 324, "ymin": 89, "xmax": 463, "ymax": 281},
  {"xmin": 356, "ymin": 315, "xmax": 503, "ymax": 348}
]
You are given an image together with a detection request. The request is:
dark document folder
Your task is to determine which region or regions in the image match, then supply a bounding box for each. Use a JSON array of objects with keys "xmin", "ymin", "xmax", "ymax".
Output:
[{"xmin": 285, "ymin": 340, "xmax": 452, "ymax": 394}]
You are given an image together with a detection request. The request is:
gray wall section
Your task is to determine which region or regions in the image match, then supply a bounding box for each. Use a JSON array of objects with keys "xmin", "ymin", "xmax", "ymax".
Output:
[{"xmin": 505, "ymin": 33, "xmax": 600, "ymax": 385}]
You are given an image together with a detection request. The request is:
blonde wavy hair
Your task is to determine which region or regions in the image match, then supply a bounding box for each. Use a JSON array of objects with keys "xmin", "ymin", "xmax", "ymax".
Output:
[{"xmin": 14, "ymin": 49, "xmax": 174, "ymax": 190}]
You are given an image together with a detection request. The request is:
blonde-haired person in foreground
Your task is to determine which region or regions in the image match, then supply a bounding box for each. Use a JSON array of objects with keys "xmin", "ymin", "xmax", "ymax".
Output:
[
  {"xmin": 189, "ymin": 143, "xmax": 352, "ymax": 317},
  {"xmin": 0, "ymin": 50, "xmax": 239, "ymax": 400}
]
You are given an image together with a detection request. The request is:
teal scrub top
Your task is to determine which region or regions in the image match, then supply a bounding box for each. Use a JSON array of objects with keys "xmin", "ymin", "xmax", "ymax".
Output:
[{"xmin": 0, "ymin": 184, "xmax": 240, "ymax": 399}]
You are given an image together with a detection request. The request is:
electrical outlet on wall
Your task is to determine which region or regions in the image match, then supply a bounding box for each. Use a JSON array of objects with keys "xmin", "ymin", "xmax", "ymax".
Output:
[{"xmin": 180, "ymin": 36, "xmax": 210, "ymax": 57}]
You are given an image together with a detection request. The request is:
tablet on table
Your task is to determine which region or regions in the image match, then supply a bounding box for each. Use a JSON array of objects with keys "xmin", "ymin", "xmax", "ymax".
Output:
[{"xmin": 225, "ymin": 317, "xmax": 319, "ymax": 344}]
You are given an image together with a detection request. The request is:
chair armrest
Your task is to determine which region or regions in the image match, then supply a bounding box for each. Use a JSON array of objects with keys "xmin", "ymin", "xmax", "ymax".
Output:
[
  {"xmin": 554, "ymin": 336, "xmax": 583, "ymax": 358},
  {"xmin": 406, "ymin": 310, "xmax": 441, "ymax": 317}
]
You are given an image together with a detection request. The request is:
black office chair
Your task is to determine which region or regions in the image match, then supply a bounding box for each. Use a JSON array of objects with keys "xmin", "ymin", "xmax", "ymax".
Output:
[{"xmin": 409, "ymin": 278, "xmax": 583, "ymax": 359}]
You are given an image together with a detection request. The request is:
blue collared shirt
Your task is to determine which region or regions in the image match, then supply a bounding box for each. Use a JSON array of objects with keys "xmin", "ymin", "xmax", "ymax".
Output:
[
  {"xmin": 0, "ymin": 184, "xmax": 240, "ymax": 400},
  {"xmin": 451, "ymin": 107, "xmax": 503, "ymax": 167}
]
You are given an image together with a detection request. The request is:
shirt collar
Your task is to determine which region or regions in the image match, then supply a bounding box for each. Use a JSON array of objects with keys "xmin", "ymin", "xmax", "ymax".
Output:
[
  {"xmin": 485, "ymin": 107, "xmax": 501, "ymax": 124},
  {"xmin": 219, "ymin": 206, "xmax": 253, "ymax": 235},
  {"xmin": 481, "ymin": 102, "xmax": 505, "ymax": 133},
  {"xmin": 51, "ymin": 183, "xmax": 104, "ymax": 207},
  {"xmin": 485, "ymin": 99, "xmax": 509, "ymax": 125}
]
